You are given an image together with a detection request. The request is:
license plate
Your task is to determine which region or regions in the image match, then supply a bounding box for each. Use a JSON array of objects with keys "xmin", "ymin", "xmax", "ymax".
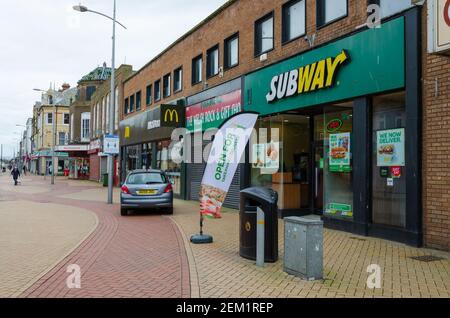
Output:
[{"xmin": 137, "ymin": 189, "xmax": 157, "ymax": 196}]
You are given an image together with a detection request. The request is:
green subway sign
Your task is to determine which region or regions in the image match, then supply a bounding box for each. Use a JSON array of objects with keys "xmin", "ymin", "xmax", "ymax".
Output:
[{"xmin": 245, "ymin": 17, "xmax": 405, "ymax": 115}]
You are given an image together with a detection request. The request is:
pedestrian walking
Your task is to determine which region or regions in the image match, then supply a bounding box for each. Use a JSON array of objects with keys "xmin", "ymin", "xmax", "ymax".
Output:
[
  {"xmin": 22, "ymin": 165, "xmax": 27, "ymax": 176},
  {"xmin": 11, "ymin": 166, "xmax": 21, "ymax": 186}
]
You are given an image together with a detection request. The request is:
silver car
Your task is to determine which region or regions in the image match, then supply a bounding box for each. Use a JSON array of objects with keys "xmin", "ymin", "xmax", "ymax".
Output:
[{"xmin": 120, "ymin": 170, "xmax": 173, "ymax": 216}]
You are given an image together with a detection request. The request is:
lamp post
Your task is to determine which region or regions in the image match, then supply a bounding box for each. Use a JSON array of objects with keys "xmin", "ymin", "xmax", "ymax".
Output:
[{"xmin": 74, "ymin": 1, "xmax": 126, "ymax": 204}]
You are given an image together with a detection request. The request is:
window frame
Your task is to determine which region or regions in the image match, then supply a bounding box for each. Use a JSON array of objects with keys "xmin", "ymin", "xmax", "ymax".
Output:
[
  {"xmin": 316, "ymin": 0, "xmax": 348, "ymax": 29},
  {"xmin": 224, "ymin": 32, "xmax": 239, "ymax": 70},
  {"xmin": 154, "ymin": 79, "xmax": 161, "ymax": 102},
  {"xmin": 136, "ymin": 91, "xmax": 142, "ymax": 111},
  {"xmin": 173, "ymin": 66, "xmax": 183, "ymax": 93},
  {"xmin": 124, "ymin": 98, "xmax": 129, "ymax": 115},
  {"xmin": 47, "ymin": 113, "xmax": 53, "ymax": 125},
  {"xmin": 146, "ymin": 84, "xmax": 152, "ymax": 106},
  {"xmin": 129, "ymin": 94, "xmax": 135, "ymax": 113},
  {"xmin": 254, "ymin": 11, "xmax": 275, "ymax": 57},
  {"xmin": 63, "ymin": 113, "xmax": 70, "ymax": 125},
  {"xmin": 163, "ymin": 73, "xmax": 171, "ymax": 98},
  {"xmin": 192, "ymin": 54, "xmax": 203, "ymax": 85},
  {"xmin": 206, "ymin": 44, "xmax": 220, "ymax": 79},
  {"xmin": 282, "ymin": 0, "xmax": 307, "ymax": 45}
]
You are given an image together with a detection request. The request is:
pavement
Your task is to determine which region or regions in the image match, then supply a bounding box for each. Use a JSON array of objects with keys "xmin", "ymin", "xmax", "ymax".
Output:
[{"xmin": 0, "ymin": 171, "xmax": 449, "ymax": 298}]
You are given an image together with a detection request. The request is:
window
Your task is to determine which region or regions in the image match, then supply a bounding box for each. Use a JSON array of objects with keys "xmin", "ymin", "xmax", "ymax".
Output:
[
  {"xmin": 146, "ymin": 84, "xmax": 152, "ymax": 105},
  {"xmin": 70, "ymin": 114, "xmax": 74, "ymax": 141},
  {"xmin": 58, "ymin": 132, "xmax": 66, "ymax": 145},
  {"xmin": 206, "ymin": 45, "xmax": 219, "ymax": 78},
  {"xmin": 255, "ymin": 12, "xmax": 274, "ymax": 56},
  {"xmin": 136, "ymin": 91, "xmax": 142, "ymax": 111},
  {"xmin": 115, "ymin": 86, "xmax": 119, "ymax": 130},
  {"xmin": 317, "ymin": 0, "xmax": 347, "ymax": 27},
  {"xmin": 81, "ymin": 112, "xmax": 90, "ymax": 142},
  {"xmin": 86, "ymin": 86, "xmax": 96, "ymax": 101},
  {"xmin": 369, "ymin": 0, "xmax": 412, "ymax": 18},
  {"xmin": 124, "ymin": 98, "xmax": 129, "ymax": 115},
  {"xmin": 129, "ymin": 94, "xmax": 135, "ymax": 113},
  {"xmin": 163, "ymin": 74, "xmax": 171, "ymax": 98},
  {"xmin": 63, "ymin": 113, "xmax": 70, "ymax": 125},
  {"xmin": 102, "ymin": 98, "xmax": 106, "ymax": 132},
  {"xmin": 282, "ymin": 0, "xmax": 306, "ymax": 43},
  {"xmin": 224, "ymin": 33, "xmax": 239, "ymax": 69},
  {"xmin": 154, "ymin": 80, "xmax": 161, "ymax": 102},
  {"xmin": 96, "ymin": 103, "xmax": 100, "ymax": 133},
  {"xmin": 47, "ymin": 113, "xmax": 53, "ymax": 124},
  {"xmin": 174, "ymin": 67, "xmax": 183, "ymax": 93},
  {"xmin": 192, "ymin": 55, "xmax": 203, "ymax": 85}
]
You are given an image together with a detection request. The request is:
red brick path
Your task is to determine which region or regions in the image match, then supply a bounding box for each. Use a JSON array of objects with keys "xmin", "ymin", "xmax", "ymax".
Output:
[{"xmin": 8, "ymin": 177, "xmax": 190, "ymax": 298}]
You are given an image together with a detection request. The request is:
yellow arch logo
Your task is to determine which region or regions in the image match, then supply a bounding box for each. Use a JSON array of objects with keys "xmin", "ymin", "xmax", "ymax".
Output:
[{"xmin": 164, "ymin": 109, "xmax": 179, "ymax": 123}]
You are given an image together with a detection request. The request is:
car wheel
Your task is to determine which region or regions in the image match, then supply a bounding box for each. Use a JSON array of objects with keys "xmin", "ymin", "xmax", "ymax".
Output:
[
  {"xmin": 165, "ymin": 207, "xmax": 174, "ymax": 215},
  {"xmin": 120, "ymin": 208, "xmax": 128, "ymax": 216}
]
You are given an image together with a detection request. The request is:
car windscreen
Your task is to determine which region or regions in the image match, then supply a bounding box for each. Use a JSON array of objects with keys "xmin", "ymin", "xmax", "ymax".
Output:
[{"xmin": 127, "ymin": 173, "xmax": 167, "ymax": 185}]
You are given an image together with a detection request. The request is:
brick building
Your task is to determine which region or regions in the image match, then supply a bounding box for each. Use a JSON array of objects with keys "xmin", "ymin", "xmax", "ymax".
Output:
[{"xmin": 119, "ymin": 0, "xmax": 450, "ymax": 251}]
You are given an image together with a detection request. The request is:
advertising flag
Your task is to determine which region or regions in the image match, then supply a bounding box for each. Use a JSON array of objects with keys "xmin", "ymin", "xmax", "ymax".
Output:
[{"xmin": 199, "ymin": 112, "xmax": 258, "ymax": 219}]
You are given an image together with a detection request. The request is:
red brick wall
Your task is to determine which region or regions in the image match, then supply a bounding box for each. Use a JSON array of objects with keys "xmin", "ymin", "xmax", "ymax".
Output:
[
  {"xmin": 90, "ymin": 154, "xmax": 100, "ymax": 182},
  {"xmin": 123, "ymin": 0, "xmax": 368, "ymax": 116},
  {"xmin": 422, "ymin": 8, "xmax": 450, "ymax": 251}
]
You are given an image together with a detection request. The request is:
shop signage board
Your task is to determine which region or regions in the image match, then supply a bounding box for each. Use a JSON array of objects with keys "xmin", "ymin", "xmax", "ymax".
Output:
[
  {"xmin": 199, "ymin": 112, "xmax": 258, "ymax": 219},
  {"xmin": 326, "ymin": 203, "xmax": 353, "ymax": 218},
  {"xmin": 329, "ymin": 132, "xmax": 351, "ymax": 173},
  {"xmin": 103, "ymin": 135, "xmax": 119, "ymax": 155},
  {"xmin": 376, "ymin": 128, "xmax": 405, "ymax": 167},
  {"xmin": 186, "ymin": 90, "xmax": 242, "ymax": 132},
  {"xmin": 428, "ymin": 0, "xmax": 450, "ymax": 53},
  {"xmin": 244, "ymin": 17, "xmax": 405, "ymax": 115}
]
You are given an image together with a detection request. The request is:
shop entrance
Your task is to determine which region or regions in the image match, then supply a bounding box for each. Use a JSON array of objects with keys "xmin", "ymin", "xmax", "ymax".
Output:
[{"xmin": 251, "ymin": 102, "xmax": 353, "ymax": 218}]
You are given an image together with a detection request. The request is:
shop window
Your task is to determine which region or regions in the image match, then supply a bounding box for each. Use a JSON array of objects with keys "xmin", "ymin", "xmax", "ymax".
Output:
[
  {"xmin": 368, "ymin": 0, "xmax": 412, "ymax": 18},
  {"xmin": 255, "ymin": 12, "xmax": 274, "ymax": 56},
  {"xmin": 372, "ymin": 92, "xmax": 406, "ymax": 228},
  {"xmin": 64, "ymin": 113, "xmax": 70, "ymax": 125},
  {"xmin": 206, "ymin": 45, "xmax": 219, "ymax": 78},
  {"xmin": 224, "ymin": 33, "xmax": 239, "ymax": 69},
  {"xmin": 154, "ymin": 79, "xmax": 161, "ymax": 102},
  {"xmin": 163, "ymin": 74, "xmax": 171, "ymax": 98},
  {"xmin": 146, "ymin": 84, "xmax": 152, "ymax": 105},
  {"xmin": 174, "ymin": 67, "xmax": 183, "ymax": 93},
  {"xmin": 157, "ymin": 140, "xmax": 182, "ymax": 196},
  {"xmin": 136, "ymin": 91, "xmax": 142, "ymax": 111},
  {"xmin": 192, "ymin": 55, "xmax": 203, "ymax": 85},
  {"xmin": 317, "ymin": 0, "xmax": 348, "ymax": 27},
  {"xmin": 282, "ymin": 0, "xmax": 306, "ymax": 44},
  {"xmin": 129, "ymin": 94, "xmax": 135, "ymax": 113}
]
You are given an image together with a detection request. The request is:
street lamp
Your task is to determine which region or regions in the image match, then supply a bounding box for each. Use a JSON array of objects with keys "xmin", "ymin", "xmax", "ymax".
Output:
[
  {"xmin": 33, "ymin": 88, "xmax": 57, "ymax": 185},
  {"xmin": 73, "ymin": 1, "xmax": 127, "ymax": 204}
]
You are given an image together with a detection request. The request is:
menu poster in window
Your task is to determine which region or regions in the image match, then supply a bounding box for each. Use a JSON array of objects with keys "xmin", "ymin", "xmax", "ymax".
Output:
[
  {"xmin": 252, "ymin": 142, "xmax": 280, "ymax": 174},
  {"xmin": 377, "ymin": 128, "xmax": 405, "ymax": 167},
  {"xmin": 329, "ymin": 132, "xmax": 351, "ymax": 172}
]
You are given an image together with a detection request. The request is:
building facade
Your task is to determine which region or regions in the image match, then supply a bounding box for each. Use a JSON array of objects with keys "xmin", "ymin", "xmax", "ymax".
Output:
[
  {"xmin": 120, "ymin": 0, "xmax": 450, "ymax": 251},
  {"xmin": 31, "ymin": 84, "xmax": 76, "ymax": 175}
]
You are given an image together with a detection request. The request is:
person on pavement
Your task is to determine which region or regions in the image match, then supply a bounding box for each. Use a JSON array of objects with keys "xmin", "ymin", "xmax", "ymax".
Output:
[{"xmin": 11, "ymin": 166, "xmax": 21, "ymax": 186}]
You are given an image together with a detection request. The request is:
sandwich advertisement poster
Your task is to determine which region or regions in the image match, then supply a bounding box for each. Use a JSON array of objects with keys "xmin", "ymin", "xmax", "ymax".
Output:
[
  {"xmin": 199, "ymin": 112, "xmax": 258, "ymax": 219},
  {"xmin": 377, "ymin": 128, "xmax": 405, "ymax": 167},
  {"xmin": 329, "ymin": 132, "xmax": 351, "ymax": 172}
]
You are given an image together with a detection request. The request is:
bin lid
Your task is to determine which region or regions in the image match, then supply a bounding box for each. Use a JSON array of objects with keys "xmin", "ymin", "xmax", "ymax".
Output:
[{"xmin": 240, "ymin": 187, "xmax": 278, "ymax": 204}]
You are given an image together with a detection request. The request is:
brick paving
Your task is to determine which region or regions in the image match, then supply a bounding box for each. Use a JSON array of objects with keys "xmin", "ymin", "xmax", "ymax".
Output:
[
  {"xmin": 170, "ymin": 200, "xmax": 450, "ymax": 298},
  {"xmin": 0, "ymin": 173, "xmax": 190, "ymax": 298}
]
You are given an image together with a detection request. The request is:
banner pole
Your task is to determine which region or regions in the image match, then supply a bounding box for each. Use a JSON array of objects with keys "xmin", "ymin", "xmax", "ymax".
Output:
[{"xmin": 190, "ymin": 212, "xmax": 213, "ymax": 244}]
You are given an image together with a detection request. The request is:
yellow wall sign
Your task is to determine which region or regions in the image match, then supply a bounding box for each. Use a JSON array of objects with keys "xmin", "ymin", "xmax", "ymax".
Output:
[
  {"xmin": 266, "ymin": 50, "xmax": 349, "ymax": 103},
  {"xmin": 124, "ymin": 126, "xmax": 130, "ymax": 139}
]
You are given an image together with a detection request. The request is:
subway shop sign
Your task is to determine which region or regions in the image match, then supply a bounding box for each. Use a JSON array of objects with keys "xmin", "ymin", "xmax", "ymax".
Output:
[
  {"xmin": 266, "ymin": 50, "xmax": 348, "ymax": 103},
  {"xmin": 245, "ymin": 17, "xmax": 406, "ymax": 116}
]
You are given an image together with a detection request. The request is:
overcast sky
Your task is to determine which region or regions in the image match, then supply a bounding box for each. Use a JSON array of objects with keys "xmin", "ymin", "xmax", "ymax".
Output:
[{"xmin": 0, "ymin": 0, "xmax": 227, "ymax": 159}]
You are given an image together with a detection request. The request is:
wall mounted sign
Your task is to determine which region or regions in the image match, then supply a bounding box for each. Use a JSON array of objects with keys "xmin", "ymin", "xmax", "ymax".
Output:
[
  {"xmin": 326, "ymin": 118, "xmax": 343, "ymax": 133},
  {"xmin": 266, "ymin": 50, "xmax": 349, "ymax": 103},
  {"xmin": 329, "ymin": 132, "xmax": 351, "ymax": 173},
  {"xmin": 377, "ymin": 128, "xmax": 405, "ymax": 167},
  {"xmin": 186, "ymin": 90, "xmax": 242, "ymax": 132},
  {"xmin": 245, "ymin": 17, "xmax": 405, "ymax": 116}
]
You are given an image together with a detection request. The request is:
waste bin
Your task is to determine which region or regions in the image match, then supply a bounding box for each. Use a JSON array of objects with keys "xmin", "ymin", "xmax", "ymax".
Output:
[
  {"xmin": 102, "ymin": 173, "xmax": 108, "ymax": 187},
  {"xmin": 239, "ymin": 187, "xmax": 278, "ymax": 263},
  {"xmin": 284, "ymin": 215, "xmax": 323, "ymax": 280}
]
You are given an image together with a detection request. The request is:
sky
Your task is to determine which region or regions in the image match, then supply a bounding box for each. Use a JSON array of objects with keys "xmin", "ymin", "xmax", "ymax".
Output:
[{"xmin": 0, "ymin": 0, "xmax": 228, "ymax": 160}]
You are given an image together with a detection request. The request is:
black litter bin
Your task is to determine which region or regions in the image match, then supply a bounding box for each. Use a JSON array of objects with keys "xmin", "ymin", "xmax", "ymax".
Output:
[{"xmin": 239, "ymin": 187, "xmax": 278, "ymax": 263}]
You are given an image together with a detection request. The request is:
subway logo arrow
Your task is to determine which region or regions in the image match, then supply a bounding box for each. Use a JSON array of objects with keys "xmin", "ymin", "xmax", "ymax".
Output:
[{"xmin": 266, "ymin": 50, "xmax": 349, "ymax": 103}]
